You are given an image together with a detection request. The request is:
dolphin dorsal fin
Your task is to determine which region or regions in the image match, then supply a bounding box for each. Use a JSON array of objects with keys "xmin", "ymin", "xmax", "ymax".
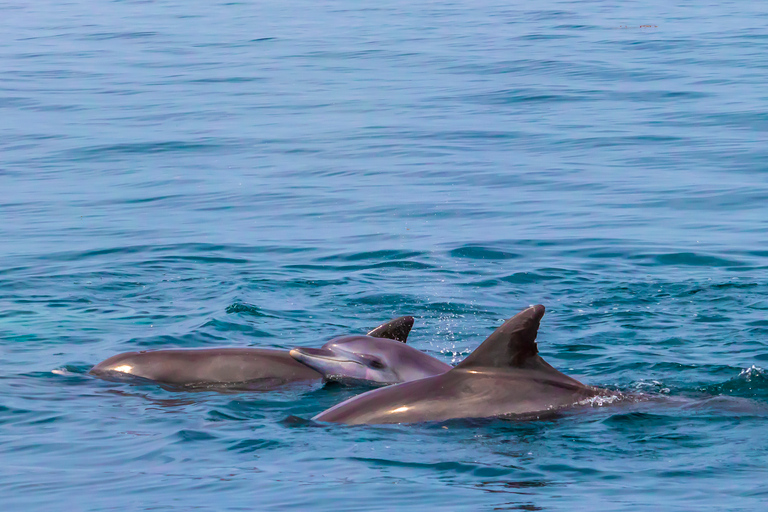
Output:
[
  {"xmin": 456, "ymin": 305, "xmax": 545, "ymax": 369},
  {"xmin": 367, "ymin": 316, "xmax": 414, "ymax": 343}
]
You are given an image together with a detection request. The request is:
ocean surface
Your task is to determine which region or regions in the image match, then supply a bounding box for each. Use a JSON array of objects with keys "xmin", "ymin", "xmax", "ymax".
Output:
[{"xmin": 2, "ymin": 0, "xmax": 767, "ymax": 510}]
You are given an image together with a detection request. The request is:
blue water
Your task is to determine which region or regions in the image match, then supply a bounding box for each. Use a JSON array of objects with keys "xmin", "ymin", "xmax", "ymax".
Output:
[{"xmin": 2, "ymin": 0, "xmax": 768, "ymax": 510}]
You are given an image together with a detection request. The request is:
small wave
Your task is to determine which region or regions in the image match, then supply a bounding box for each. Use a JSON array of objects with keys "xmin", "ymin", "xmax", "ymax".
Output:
[
  {"xmin": 226, "ymin": 302, "xmax": 270, "ymax": 317},
  {"xmin": 50, "ymin": 365, "xmax": 93, "ymax": 377},
  {"xmin": 705, "ymin": 365, "xmax": 768, "ymax": 400},
  {"xmin": 634, "ymin": 252, "xmax": 745, "ymax": 268},
  {"xmin": 738, "ymin": 365, "xmax": 765, "ymax": 381},
  {"xmin": 633, "ymin": 380, "xmax": 671, "ymax": 394},
  {"xmin": 449, "ymin": 245, "xmax": 522, "ymax": 261}
]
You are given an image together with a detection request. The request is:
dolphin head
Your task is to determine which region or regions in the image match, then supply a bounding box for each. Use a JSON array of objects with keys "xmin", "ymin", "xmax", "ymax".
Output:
[
  {"xmin": 290, "ymin": 335, "xmax": 450, "ymax": 385},
  {"xmin": 89, "ymin": 351, "xmax": 155, "ymax": 382}
]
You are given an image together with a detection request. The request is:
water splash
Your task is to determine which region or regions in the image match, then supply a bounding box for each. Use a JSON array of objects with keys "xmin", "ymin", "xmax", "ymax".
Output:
[
  {"xmin": 633, "ymin": 380, "xmax": 671, "ymax": 394},
  {"xmin": 576, "ymin": 393, "xmax": 624, "ymax": 407},
  {"xmin": 738, "ymin": 365, "xmax": 765, "ymax": 381}
]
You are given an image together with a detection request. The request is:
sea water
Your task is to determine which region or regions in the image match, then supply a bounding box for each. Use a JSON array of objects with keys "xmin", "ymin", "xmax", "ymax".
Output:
[{"xmin": 1, "ymin": 1, "xmax": 767, "ymax": 510}]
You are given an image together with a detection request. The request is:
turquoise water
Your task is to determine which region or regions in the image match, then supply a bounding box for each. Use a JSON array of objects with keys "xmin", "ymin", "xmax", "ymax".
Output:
[{"xmin": 2, "ymin": 0, "xmax": 768, "ymax": 509}]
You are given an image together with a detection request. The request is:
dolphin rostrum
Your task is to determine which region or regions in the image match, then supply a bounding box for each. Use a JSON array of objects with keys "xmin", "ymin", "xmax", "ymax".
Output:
[
  {"xmin": 89, "ymin": 316, "xmax": 415, "ymax": 390},
  {"xmin": 313, "ymin": 305, "xmax": 603, "ymax": 424},
  {"xmin": 289, "ymin": 334, "xmax": 451, "ymax": 385}
]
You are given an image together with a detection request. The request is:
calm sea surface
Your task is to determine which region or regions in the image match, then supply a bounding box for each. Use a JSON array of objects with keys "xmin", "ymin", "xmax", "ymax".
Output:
[{"xmin": 2, "ymin": 1, "xmax": 767, "ymax": 510}]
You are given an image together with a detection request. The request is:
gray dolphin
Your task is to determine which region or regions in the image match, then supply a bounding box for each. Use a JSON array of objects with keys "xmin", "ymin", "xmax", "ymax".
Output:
[
  {"xmin": 89, "ymin": 316, "xmax": 415, "ymax": 390},
  {"xmin": 313, "ymin": 305, "xmax": 604, "ymax": 424},
  {"xmin": 289, "ymin": 335, "xmax": 451, "ymax": 385}
]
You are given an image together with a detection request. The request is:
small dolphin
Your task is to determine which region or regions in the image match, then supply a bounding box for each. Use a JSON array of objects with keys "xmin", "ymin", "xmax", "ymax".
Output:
[
  {"xmin": 89, "ymin": 316, "xmax": 415, "ymax": 390},
  {"xmin": 290, "ymin": 335, "xmax": 451, "ymax": 385},
  {"xmin": 313, "ymin": 305, "xmax": 603, "ymax": 424}
]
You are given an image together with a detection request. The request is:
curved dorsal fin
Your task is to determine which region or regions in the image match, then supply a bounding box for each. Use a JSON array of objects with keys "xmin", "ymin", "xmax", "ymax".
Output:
[
  {"xmin": 456, "ymin": 305, "xmax": 545, "ymax": 369},
  {"xmin": 367, "ymin": 316, "xmax": 414, "ymax": 343}
]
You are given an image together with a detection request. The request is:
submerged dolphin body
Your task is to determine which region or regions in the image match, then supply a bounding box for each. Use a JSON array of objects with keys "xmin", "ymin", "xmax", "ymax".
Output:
[
  {"xmin": 89, "ymin": 316, "xmax": 415, "ymax": 390},
  {"xmin": 290, "ymin": 335, "xmax": 451, "ymax": 385},
  {"xmin": 313, "ymin": 305, "xmax": 603, "ymax": 424}
]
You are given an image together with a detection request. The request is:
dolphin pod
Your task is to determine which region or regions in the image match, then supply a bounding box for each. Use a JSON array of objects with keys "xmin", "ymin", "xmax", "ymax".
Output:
[
  {"xmin": 89, "ymin": 316, "xmax": 418, "ymax": 390},
  {"xmin": 312, "ymin": 305, "xmax": 605, "ymax": 424}
]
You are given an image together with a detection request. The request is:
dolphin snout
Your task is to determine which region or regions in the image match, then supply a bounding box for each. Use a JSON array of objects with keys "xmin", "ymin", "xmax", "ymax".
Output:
[{"xmin": 290, "ymin": 347, "xmax": 345, "ymax": 365}]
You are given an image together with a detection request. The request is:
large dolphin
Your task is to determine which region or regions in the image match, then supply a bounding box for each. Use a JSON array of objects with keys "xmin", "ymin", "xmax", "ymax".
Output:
[
  {"xmin": 313, "ymin": 305, "xmax": 604, "ymax": 424},
  {"xmin": 289, "ymin": 335, "xmax": 451, "ymax": 385},
  {"xmin": 89, "ymin": 316, "xmax": 415, "ymax": 390}
]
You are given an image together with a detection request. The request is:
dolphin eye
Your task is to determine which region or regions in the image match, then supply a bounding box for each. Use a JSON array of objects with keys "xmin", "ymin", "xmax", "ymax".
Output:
[{"xmin": 369, "ymin": 359, "xmax": 385, "ymax": 369}]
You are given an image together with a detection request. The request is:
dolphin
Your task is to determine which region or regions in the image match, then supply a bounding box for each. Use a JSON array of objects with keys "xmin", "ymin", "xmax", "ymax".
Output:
[
  {"xmin": 289, "ymin": 335, "xmax": 451, "ymax": 385},
  {"xmin": 89, "ymin": 316, "xmax": 415, "ymax": 390},
  {"xmin": 312, "ymin": 305, "xmax": 604, "ymax": 424}
]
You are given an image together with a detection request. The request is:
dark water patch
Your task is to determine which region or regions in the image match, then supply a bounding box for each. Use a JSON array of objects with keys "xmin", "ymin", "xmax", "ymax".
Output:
[
  {"xmin": 189, "ymin": 76, "xmax": 266, "ymax": 84},
  {"xmin": 640, "ymin": 189, "xmax": 768, "ymax": 212},
  {"xmin": 226, "ymin": 302, "xmax": 273, "ymax": 317},
  {"xmin": 608, "ymin": 90, "xmax": 711, "ymax": 102},
  {"xmin": 517, "ymin": 33, "xmax": 576, "ymax": 41},
  {"xmin": 692, "ymin": 314, "xmax": 731, "ymax": 324},
  {"xmin": 475, "ymin": 89, "xmax": 590, "ymax": 105},
  {"xmin": 536, "ymin": 463, "xmax": 603, "ymax": 477},
  {"xmin": 146, "ymin": 254, "xmax": 250, "ymax": 265},
  {"xmin": 351, "ymin": 293, "xmax": 422, "ymax": 307},
  {"xmin": 557, "ymin": 134, "xmax": 685, "ymax": 150},
  {"xmin": 22, "ymin": 414, "xmax": 63, "ymax": 426},
  {"xmin": 0, "ymin": 405, "xmax": 36, "ymax": 426},
  {"xmin": 123, "ymin": 331, "xmax": 232, "ymax": 348},
  {"xmin": 402, "ymin": 129, "xmax": 526, "ymax": 143},
  {"xmin": 227, "ymin": 438, "xmax": 282, "ymax": 453},
  {"xmin": 316, "ymin": 250, "xmax": 425, "ymax": 262},
  {"xmin": 173, "ymin": 429, "xmax": 219, "ymax": 443},
  {"xmin": 0, "ymin": 309, "xmax": 38, "ymax": 319},
  {"xmin": 599, "ymin": 409, "xmax": 666, "ymax": 427},
  {"xmin": 285, "ymin": 260, "xmax": 434, "ymax": 271},
  {"xmin": 81, "ymin": 31, "xmax": 159, "ymax": 41},
  {"xmin": 493, "ymin": 270, "xmax": 579, "ymax": 285},
  {"xmin": 199, "ymin": 318, "xmax": 272, "ymax": 337},
  {"xmin": 280, "ymin": 414, "xmax": 317, "ymax": 428},
  {"xmin": 38, "ymin": 245, "xmax": 155, "ymax": 262},
  {"xmin": 632, "ymin": 252, "xmax": 746, "ymax": 268},
  {"xmin": 0, "ymin": 96, "xmax": 37, "ymax": 108},
  {"xmin": 28, "ymin": 243, "xmax": 297, "ymax": 267},
  {"xmin": 62, "ymin": 140, "xmax": 233, "ymax": 162},
  {"xmin": 449, "ymin": 246, "xmax": 522, "ymax": 261},
  {"xmin": 657, "ymin": 337, "xmax": 690, "ymax": 347},
  {"xmin": 709, "ymin": 281, "xmax": 759, "ymax": 291},
  {"xmin": 527, "ymin": 9, "xmax": 578, "ymax": 21},
  {"xmin": 350, "ymin": 457, "xmax": 519, "ymax": 478},
  {"xmin": 472, "ymin": 479, "xmax": 553, "ymax": 494},
  {"xmin": 283, "ymin": 277, "xmax": 351, "ymax": 287},
  {"xmin": 118, "ymin": 194, "xmax": 188, "ymax": 205},
  {"xmin": 553, "ymin": 24, "xmax": 598, "ymax": 30},
  {"xmin": 207, "ymin": 409, "xmax": 250, "ymax": 422}
]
